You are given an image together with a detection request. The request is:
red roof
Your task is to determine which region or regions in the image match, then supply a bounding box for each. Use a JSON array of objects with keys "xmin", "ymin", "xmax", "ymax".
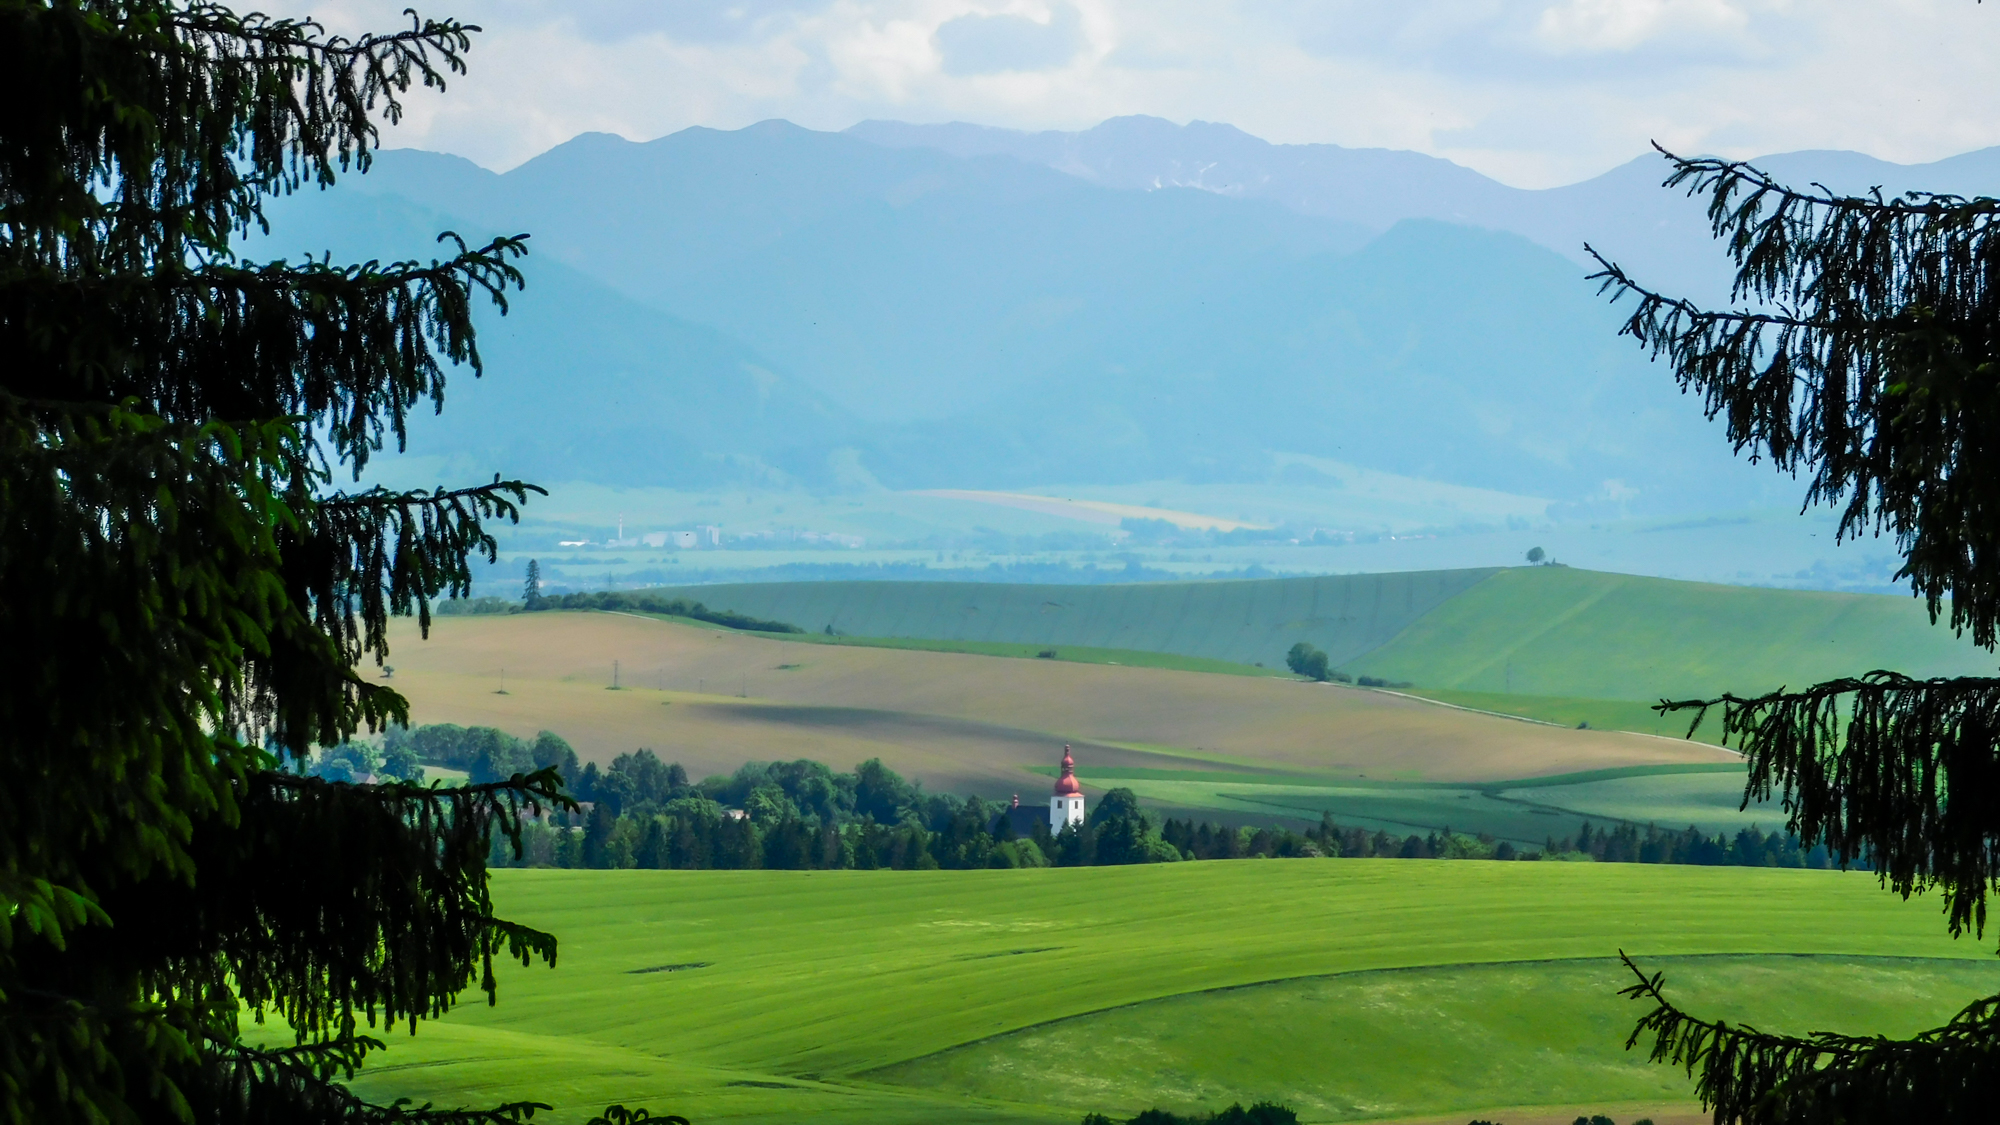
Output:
[{"xmin": 1053, "ymin": 745, "xmax": 1081, "ymax": 796}]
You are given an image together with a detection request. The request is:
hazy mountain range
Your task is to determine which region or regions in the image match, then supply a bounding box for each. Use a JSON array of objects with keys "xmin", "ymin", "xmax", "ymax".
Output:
[{"xmin": 254, "ymin": 118, "xmax": 1999, "ymax": 520}]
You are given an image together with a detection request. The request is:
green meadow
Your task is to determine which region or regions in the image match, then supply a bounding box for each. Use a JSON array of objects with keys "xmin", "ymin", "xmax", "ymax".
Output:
[
  {"xmin": 744, "ymin": 629, "xmax": 1288, "ymax": 678},
  {"xmin": 1021, "ymin": 762, "xmax": 1771, "ymax": 844},
  {"xmin": 644, "ymin": 571, "xmax": 1499, "ymax": 669},
  {"xmin": 649, "ymin": 567, "xmax": 1988, "ymax": 702},
  {"xmin": 1348, "ymin": 566, "xmax": 1991, "ymax": 701},
  {"xmin": 341, "ymin": 863, "xmax": 1999, "ymax": 1125},
  {"xmin": 631, "ymin": 567, "xmax": 1991, "ymax": 760}
]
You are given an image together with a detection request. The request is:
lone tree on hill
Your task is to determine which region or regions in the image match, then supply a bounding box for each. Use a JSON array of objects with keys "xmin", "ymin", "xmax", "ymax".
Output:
[
  {"xmin": 1285, "ymin": 641, "xmax": 1330, "ymax": 681},
  {"xmin": 0, "ymin": 3, "xmax": 669, "ymax": 1122},
  {"xmin": 524, "ymin": 557, "xmax": 543, "ymax": 607},
  {"xmin": 1589, "ymin": 31, "xmax": 2000, "ymax": 1125}
]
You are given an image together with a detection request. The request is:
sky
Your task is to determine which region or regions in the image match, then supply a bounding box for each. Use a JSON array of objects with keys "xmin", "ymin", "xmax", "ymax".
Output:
[{"xmin": 316, "ymin": 1, "xmax": 2000, "ymax": 188}]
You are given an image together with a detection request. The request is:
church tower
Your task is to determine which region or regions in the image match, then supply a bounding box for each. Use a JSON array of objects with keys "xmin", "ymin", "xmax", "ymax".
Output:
[{"xmin": 1050, "ymin": 744, "xmax": 1085, "ymax": 830}]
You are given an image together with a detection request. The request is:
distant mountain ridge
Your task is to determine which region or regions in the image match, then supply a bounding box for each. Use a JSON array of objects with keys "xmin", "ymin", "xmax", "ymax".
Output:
[
  {"xmin": 252, "ymin": 118, "xmax": 1999, "ymax": 513},
  {"xmin": 848, "ymin": 115, "xmax": 2000, "ymax": 304}
]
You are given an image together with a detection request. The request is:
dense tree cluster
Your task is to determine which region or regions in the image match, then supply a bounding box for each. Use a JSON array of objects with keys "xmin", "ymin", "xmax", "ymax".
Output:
[
  {"xmin": 521, "ymin": 588, "xmax": 803, "ymax": 631},
  {"xmin": 1536, "ymin": 821, "xmax": 1838, "ymax": 869},
  {"xmin": 1284, "ymin": 642, "xmax": 1338, "ymax": 682},
  {"xmin": 367, "ymin": 728, "xmax": 1844, "ymax": 874},
  {"xmin": 1169, "ymin": 814, "xmax": 1839, "ymax": 868},
  {"xmin": 1081, "ymin": 1101, "xmax": 1299, "ymax": 1125}
]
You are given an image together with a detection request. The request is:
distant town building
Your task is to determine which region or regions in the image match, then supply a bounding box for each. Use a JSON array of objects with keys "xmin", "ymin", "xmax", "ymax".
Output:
[
  {"xmin": 672, "ymin": 531, "xmax": 699, "ymax": 549},
  {"xmin": 1050, "ymin": 745, "xmax": 1085, "ymax": 830},
  {"xmin": 642, "ymin": 532, "xmax": 667, "ymax": 548},
  {"xmin": 697, "ymin": 524, "xmax": 722, "ymax": 546}
]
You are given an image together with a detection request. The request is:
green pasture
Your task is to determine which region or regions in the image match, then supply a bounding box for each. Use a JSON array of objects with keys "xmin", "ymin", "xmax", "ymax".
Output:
[
  {"xmin": 639, "ymin": 567, "xmax": 1987, "ymax": 723},
  {"xmin": 341, "ymin": 863, "xmax": 1998, "ymax": 1125},
  {"xmin": 1352, "ymin": 566, "xmax": 1991, "ymax": 701},
  {"xmin": 751, "ymin": 631, "xmax": 1288, "ymax": 678},
  {"xmin": 641, "ymin": 571, "xmax": 1497, "ymax": 669},
  {"xmin": 1111, "ymin": 769, "xmax": 1770, "ymax": 844},
  {"xmin": 1024, "ymin": 760, "xmax": 1764, "ymax": 842},
  {"xmin": 878, "ymin": 956, "xmax": 2000, "ymax": 1122},
  {"xmin": 1394, "ymin": 688, "xmax": 1731, "ymax": 746}
]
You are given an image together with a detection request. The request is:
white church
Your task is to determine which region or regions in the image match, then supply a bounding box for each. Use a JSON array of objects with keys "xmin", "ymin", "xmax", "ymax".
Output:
[
  {"xmin": 1048, "ymin": 744, "xmax": 1086, "ymax": 829},
  {"xmin": 1004, "ymin": 745, "xmax": 1087, "ymax": 835}
]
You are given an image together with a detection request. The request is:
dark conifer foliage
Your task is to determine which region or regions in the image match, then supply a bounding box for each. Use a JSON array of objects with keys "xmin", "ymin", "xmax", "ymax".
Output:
[
  {"xmin": 1589, "ymin": 104, "xmax": 2000, "ymax": 1124},
  {"xmin": 0, "ymin": 3, "xmax": 668, "ymax": 1122}
]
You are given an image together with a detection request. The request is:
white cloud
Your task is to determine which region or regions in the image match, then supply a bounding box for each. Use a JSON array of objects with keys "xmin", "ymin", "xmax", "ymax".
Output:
[
  {"xmin": 934, "ymin": 4, "xmax": 1086, "ymax": 74},
  {"xmin": 1533, "ymin": 0, "xmax": 1751, "ymax": 55},
  {"xmin": 311, "ymin": 0, "xmax": 2000, "ymax": 187}
]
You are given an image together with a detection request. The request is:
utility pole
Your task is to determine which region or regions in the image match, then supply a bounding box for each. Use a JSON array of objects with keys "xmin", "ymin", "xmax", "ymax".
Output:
[{"xmin": 613, "ymin": 660, "xmax": 620, "ymax": 690}]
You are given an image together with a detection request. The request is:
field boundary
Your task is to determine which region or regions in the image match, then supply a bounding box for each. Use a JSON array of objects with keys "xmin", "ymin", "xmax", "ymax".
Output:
[
  {"xmin": 855, "ymin": 953, "xmax": 1992, "ymax": 1077},
  {"xmin": 1369, "ymin": 686, "xmax": 1745, "ymax": 755}
]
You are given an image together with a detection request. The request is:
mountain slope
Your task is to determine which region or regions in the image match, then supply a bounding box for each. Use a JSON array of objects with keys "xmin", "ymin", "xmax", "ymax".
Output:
[
  {"xmin": 850, "ymin": 116, "xmax": 2000, "ymax": 306},
  {"xmin": 253, "ymin": 188, "xmax": 858, "ymax": 487},
  {"xmin": 260, "ymin": 122, "xmax": 1781, "ymax": 507}
]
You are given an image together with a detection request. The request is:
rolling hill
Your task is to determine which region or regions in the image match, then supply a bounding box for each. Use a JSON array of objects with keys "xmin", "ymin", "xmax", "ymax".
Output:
[
  {"xmin": 379, "ymin": 610, "xmax": 1734, "ymax": 802},
  {"xmin": 630, "ymin": 566, "xmax": 1992, "ymax": 701},
  {"xmin": 636, "ymin": 569, "xmax": 1496, "ymax": 670},
  {"xmin": 330, "ymin": 864, "xmax": 1998, "ymax": 1125},
  {"xmin": 1349, "ymin": 567, "xmax": 1997, "ymax": 700}
]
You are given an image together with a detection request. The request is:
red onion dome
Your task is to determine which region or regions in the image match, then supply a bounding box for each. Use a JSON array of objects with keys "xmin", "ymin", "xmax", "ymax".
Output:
[{"xmin": 1053, "ymin": 745, "xmax": 1081, "ymax": 796}]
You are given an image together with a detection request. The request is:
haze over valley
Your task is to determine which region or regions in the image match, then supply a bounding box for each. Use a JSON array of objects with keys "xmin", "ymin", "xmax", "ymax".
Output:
[{"xmin": 258, "ymin": 117, "xmax": 1989, "ymax": 595}]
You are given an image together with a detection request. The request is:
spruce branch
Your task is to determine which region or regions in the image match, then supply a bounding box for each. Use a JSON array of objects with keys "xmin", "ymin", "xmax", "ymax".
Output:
[
  {"xmin": 0, "ymin": 233, "xmax": 531, "ymax": 473},
  {"xmin": 1619, "ymin": 952, "xmax": 2000, "ymax": 1123},
  {"xmin": 306, "ymin": 476, "xmax": 545, "ymax": 673},
  {"xmin": 1588, "ymin": 145, "xmax": 2000, "ymax": 647},
  {"xmin": 208, "ymin": 1036, "xmax": 549, "ymax": 1123},
  {"xmin": 1658, "ymin": 672, "xmax": 2000, "ymax": 942}
]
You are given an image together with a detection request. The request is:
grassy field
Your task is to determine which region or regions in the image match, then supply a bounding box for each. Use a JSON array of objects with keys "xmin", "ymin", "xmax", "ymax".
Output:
[
  {"xmin": 760, "ymin": 631, "xmax": 1286, "ymax": 678},
  {"xmin": 1393, "ymin": 689, "xmax": 1728, "ymax": 746},
  {"xmin": 1103, "ymin": 765, "xmax": 1773, "ymax": 845},
  {"xmin": 337, "ymin": 864, "xmax": 2000, "ymax": 1125},
  {"xmin": 380, "ymin": 612, "xmax": 1737, "ymax": 814},
  {"xmin": 630, "ymin": 568, "xmax": 1989, "ymax": 704},
  {"xmin": 636, "ymin": 571, "xmax": 1499, "ymax": 669},
  {"xmin": 1350, "ymin": 566, "xmax": 1992, "ymax": 700}
]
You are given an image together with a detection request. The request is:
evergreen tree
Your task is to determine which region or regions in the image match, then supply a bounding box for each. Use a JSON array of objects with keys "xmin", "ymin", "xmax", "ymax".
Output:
[
  {"xmin": 1590, "ymin": 60, "xmax": 2000, "ymax": 1119},
  {"xmin": 523, "ymin": 557, "xmax": 542, "ymax": 608},
  {"xmin": 0, "ymin": 3, "xmax": 670, "ymax": 1121}
]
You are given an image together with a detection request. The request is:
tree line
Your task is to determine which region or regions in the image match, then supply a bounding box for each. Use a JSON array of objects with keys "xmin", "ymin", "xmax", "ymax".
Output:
[
  {"xmin": 444, "ymin": 579, "xmax": 808, "ymax": 632},
  {"xmin": 339, "ymin": 726, "xmax": 1849, "ymax": 873}
]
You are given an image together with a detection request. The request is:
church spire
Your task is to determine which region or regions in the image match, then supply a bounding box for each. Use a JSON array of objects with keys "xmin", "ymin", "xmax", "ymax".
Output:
[{"xmin": 1053, "ymin": 745, "xmax": 1081, "ymax": 796}]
